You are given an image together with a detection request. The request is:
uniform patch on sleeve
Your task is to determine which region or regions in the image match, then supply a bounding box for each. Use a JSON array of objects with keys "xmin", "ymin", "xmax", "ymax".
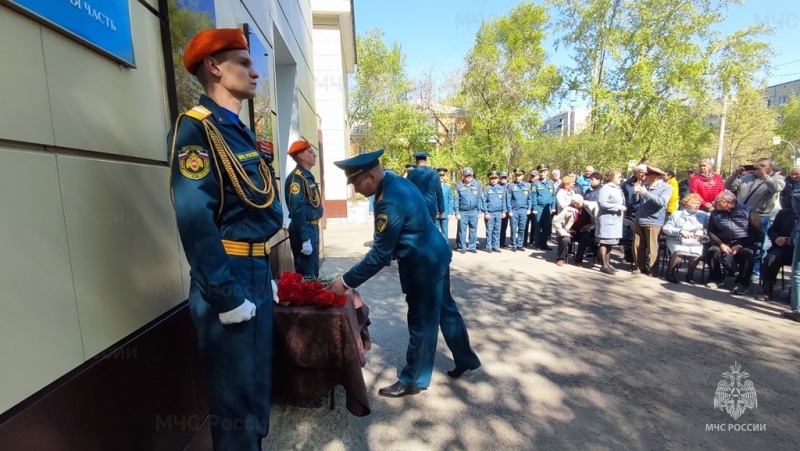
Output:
[
  {"xmin": 375, "ymin": 213, "xmax": 388, "ymax": 233},
  {"xmin": 178, "ymin": 146, "xmax": 210, "ymax": 179},
  {"xmin": 290, "ymin": 183, "xmax": 301, "ymax": 194}
]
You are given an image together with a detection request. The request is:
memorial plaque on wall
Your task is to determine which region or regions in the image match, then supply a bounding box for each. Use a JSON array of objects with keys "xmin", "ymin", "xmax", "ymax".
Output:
[
  {"xmin": 247, "ymin": 26, "xmax": 277, "ymax": 171},
  {"xmin": 168, "ymin": 0, "xmax": 216, "ymax": 114},
  {"xmin": 3, "ymin": 0, "xmax": 135, "ymax": 66}
]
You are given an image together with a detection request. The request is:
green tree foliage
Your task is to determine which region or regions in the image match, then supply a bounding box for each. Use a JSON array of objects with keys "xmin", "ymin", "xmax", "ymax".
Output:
[
  {"xmin": 348, "ymin": 29, "xmax": 435, "ymax": 172},
  {"xmin": 547, "ymin": 0, "xmax": 771, "ymax": 167},
  {"xmin": 460, "ymin": 2, "xmax": 562, "ymax": 176},
  {"xmin": 775, "ymin": 95, "xmax": 800, "ymax": 166},
  {"xmin": 702, "ymin": 88, "xmax": 778, "ymax": 174}
]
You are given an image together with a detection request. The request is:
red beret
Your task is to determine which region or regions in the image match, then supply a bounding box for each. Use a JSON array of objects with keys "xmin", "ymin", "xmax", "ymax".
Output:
[
  {"xmin": 288, "ymin": 140, "xmax": 312, "ymax": 156},
  {"xmin": 183, "ymin": 28, "xmax": 249, "ymax": 74}
]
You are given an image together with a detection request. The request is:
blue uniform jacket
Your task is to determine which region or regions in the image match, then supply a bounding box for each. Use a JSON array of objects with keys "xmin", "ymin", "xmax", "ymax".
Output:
[
  {"xmin": 454, "ymin": 180, "xmax": 483, "ymax": 214},
  {"xmin": 285, "ymin": 165, "xmax": 324, "ymax": 242},
  {"xmin": 407, "ymin": 165, "xmax": 445, "ymax": 217},
  {"xmin": 531, "ymin": 180, "xmax": 556, "ymax": 212},
  {"xmin": 482, "ymin": 184, "xmax": 506, "ymax": 213},
  {"xmin": 343, "ymin": 172, "xmax": 450, "ymax": 294},
  {"xmin": 169, "ymin": 95, "xmax": 283, "ymax": 313},
  {"xmin": 505, "ymin": 181, "xmax": 532, "ymax": 211},
  {"xmin": 441, "ymin": 182, "xmax": 454, "ymax": 216}
]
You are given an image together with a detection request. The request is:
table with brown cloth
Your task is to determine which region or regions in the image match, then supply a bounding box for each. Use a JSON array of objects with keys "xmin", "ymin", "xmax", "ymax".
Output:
[{"xmin": 272, "ymin": 293, "xmax": 371, "ymax": 416}]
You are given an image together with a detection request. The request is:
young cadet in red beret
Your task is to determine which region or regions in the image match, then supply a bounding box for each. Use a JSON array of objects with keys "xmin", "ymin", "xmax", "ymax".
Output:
[
  {"xmin": 285, "ymin": 139, "xmax": 324, "ymax": 276},
  {"xmin": 168, "ymin": 28, "xmax": 283, "ymax": 451}
]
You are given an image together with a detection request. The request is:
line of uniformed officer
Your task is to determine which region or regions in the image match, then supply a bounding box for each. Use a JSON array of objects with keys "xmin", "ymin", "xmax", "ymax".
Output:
[
  {"xmin": 482, "ymin": 170, "xmax": 506, "ymax": 252},
  {"xmin": 506, "ymin": 167, "xmax": 532, "ymax": 251},
  {"xmin": 531, "ymin": 163, "xmax": 556, "ymax": 250},
  {"xmin": 433, "ymin": 165, "xmax": 558, "ymax": 254},
  {"xmin": 453, "ymin": 167, "xmax": 483, "ymax": 253},
  {"xmin": 436, "ymin": 167, "xmax": 454, "ymax": 240}
]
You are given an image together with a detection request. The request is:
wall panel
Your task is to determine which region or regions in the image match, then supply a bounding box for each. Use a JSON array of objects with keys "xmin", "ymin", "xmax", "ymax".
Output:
[
  {"xmin": 57, "ymin": 156, "xmax": 184, "ymax": 358},
  {"xmin": 42, "ymin": 6, "xmax": 168, "ymax": 161},
  {"xmin": 0, "ymin": 147, "xmax": 84, "ymax": 413},
  {"xmin": 0, "ymin": 8, "xmax": 54, "ymax": 146}
]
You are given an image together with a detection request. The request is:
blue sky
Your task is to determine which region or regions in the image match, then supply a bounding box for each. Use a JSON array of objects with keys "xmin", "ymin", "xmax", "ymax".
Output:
[{"xmin": 353, "ymin": 0, "xmax": 799, "ymax": 107}]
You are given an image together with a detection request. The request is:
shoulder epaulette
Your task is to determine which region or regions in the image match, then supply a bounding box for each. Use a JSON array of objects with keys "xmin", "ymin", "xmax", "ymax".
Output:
[
  {"xmin": 185, "ymin": 105, "xmax": 213, "ymax": 121},
  {"xmin": 294, "ymin": 169, "xmax": 303, "ymax": 176}
]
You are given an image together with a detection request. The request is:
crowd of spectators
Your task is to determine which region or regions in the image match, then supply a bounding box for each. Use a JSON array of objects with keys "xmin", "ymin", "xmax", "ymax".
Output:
[{"xmin": 407, "ymin": 157, "xmax": 799, "ymax": 325}]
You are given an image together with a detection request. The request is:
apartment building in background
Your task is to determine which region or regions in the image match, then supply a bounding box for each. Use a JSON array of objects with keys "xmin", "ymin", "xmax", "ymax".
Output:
[{"xmin": 539, "ymin": 107, "xmax": 591, "ymax": 136}]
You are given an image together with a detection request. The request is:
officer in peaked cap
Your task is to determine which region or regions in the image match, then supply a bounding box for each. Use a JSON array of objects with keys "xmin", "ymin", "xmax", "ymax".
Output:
[
  {"xmin": 454, "ymin": 167, "xmax": 482, "ymax": 253},
  {"xmin": 326, "ymin": 150, "xmax": 481, "ymax": 397},
  {"xmin": 506, "ymin": 167, "xmax": 532, "ymax": 251},
  {"xmin": 531, "ymin": 163, "xmax": 556, "ymax": 250},
  {"xmin": 285, "ymin": 140, "xmax": 323, "ymax": 277},
  {"xmin": 407, "ymin": 152, "xmax": 444, "ymax": 221},
  {"xmin": 523, "ymin": 170, "xmax": 540, "ymax": 246},
  {"xmin": 498, "ymin": 171, "xmax": 510, "ymax": 247},
  {"xmin": 436, "ymin": 167, "xmax": 454, "ymax": 240},
  {"xmin": 169, "ymin": 28, "xmax": 284, "ymax": 450},
  {"xmin": 404, "ymin": 163, "xmax": 417, "ymax": 175},
  {"xmin": 333, "ymin": 148, "xmax": 386, "ymax": 183},
  {"xmin": 482, "ymin": 170, "xmax": 506, "ymax": 252}
]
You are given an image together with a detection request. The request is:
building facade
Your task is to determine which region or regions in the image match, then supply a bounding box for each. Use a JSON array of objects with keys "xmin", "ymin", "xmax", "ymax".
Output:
[
  {"xmin": 312, "ymin": 0, "xmax": 356, "ymax": 219},
  {"xmin": 539, "ymin": 108, "xmax": 590, "ymax": 136},
  {"xmin": 0, "ymin": 0, "xmax": 354, "ymax": 448},
  {"xmin": 763, "ymin": 78, "xmax": 800, "ymax": 108}
]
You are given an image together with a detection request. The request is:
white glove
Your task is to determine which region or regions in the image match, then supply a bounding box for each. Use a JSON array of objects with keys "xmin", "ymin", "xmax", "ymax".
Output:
[
  {"xmin": 272, "ymin": 279, "xmax": 279, "ymax": 304},
  {"xmin": 301, "ymin": 240, "xmax": 313, "ymax": 255},
  {"xmin": 219, "ymin": 300, "xmax": 256, "ymax": 324}
]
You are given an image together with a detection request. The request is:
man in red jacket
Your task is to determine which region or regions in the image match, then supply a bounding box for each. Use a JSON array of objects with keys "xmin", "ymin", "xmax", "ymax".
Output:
[{"xmin": 689, "ymin": 158, "xmax": 725, "ymax": 211}]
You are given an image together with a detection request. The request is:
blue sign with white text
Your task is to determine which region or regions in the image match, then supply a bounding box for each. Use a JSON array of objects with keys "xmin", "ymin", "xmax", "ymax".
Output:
[{"xmin": 6, "ymin": 0, "xmax": 135, "ymax": 66}]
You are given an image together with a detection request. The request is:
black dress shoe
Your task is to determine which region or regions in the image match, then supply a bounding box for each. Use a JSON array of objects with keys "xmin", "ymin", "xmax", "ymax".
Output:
[
  {"xmin": 447, "ymin": 363, "xmax": 481, "ymax": 378},
  {"xmin": 665, "ymin": 271, "xmax": 679, "ymax": 284},
  {"xmin": 378, "ymin": 381, "xmax": 422, "ymax": 398}
]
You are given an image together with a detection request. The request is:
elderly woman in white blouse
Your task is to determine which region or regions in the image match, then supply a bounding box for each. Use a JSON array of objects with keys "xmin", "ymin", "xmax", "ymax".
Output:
[{"xmin": 662, "ymin": 193, "xmax": 708, "ymax": 283}]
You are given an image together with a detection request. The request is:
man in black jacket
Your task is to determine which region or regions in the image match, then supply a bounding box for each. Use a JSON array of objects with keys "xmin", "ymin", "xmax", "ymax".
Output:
[{"xmin": 704, "ymin": 190, "xmax": 764, "ymax": 294}]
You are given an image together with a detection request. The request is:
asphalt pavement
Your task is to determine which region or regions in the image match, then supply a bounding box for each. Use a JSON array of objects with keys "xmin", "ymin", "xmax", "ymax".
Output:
[{"xmin": 265, "ymin": 206, "xmax": 800, "ymax": 450}]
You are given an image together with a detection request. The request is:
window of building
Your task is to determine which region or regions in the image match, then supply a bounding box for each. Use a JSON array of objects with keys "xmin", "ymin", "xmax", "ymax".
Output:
[
  {"xmin": 447, "ymin": 123, "xmax": 459, "ymax": 138},
  {"xmin": 780, "ymin": 96, "xmax": 789, "ymax": 104}
]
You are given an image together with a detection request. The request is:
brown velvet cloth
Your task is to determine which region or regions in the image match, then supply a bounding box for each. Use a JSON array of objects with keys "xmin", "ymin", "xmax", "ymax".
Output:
[{"xmin": 272, "ymin": 294, "xmax": 371, "ymax": 416}]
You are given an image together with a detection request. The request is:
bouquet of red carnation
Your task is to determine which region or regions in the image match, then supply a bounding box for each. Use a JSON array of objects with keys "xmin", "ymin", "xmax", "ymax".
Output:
[{"xmin": 276, "ymin": 271, "xmax": 347, "ymax": 307}]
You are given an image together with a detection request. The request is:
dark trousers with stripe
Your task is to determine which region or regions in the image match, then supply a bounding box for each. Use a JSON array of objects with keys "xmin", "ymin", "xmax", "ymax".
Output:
[
  {"xmin": 399, "ymin": 269, "xmax": 481, "ymax": 388},
  {"xmin": 289, "ymin": 223, "xmax": 319, "ymax": 277},
  {"xmin": 188, "ymin": 256, "xmax": 273, "ymax": 451}
]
